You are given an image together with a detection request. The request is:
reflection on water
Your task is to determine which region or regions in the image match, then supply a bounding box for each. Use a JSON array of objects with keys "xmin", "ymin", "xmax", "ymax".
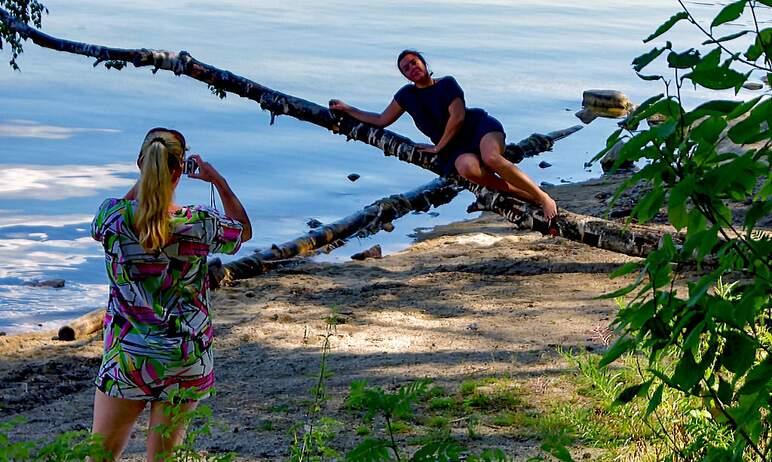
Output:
[{"xmin": 0, "ymin": 0, "xmax": 758, "ymax": 332}]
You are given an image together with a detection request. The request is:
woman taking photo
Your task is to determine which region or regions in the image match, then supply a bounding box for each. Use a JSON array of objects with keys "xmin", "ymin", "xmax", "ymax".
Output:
[
  {"xmin": 330, "ymin": 49, "xmax": 558, "ymax": 220},
  {"xmin": 89, "ymin": 127, "xmax": 252, "ymax": 461}
]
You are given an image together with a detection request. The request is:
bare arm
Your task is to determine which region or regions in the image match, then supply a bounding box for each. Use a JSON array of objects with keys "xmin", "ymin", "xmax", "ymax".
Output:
[
  {"xmin": 188, "ymin": 154, "xmax": 252, "ymax": 242},
  {"xmin": 329, "ymin": 99, "xmax": 404, "ymax": 128},
  {"xmin": 212, "ymin": 176, "xmax": 252, "ymax": 242},
  {"xmin": 434, "ymin": 97, "xmax": 466, "ymax": 151}
]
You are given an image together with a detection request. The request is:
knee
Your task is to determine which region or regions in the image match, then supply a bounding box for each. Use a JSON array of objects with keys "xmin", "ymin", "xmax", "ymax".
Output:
[
  {"xmin": 455, "ymin": 157, "xmax": 479, "ymax": 180},
  {"xmin": 480, "ymin": 150, "xmax": 506, "ymax": 169}
]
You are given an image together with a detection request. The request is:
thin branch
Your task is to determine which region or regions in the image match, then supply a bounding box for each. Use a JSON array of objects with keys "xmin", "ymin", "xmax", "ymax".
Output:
[{"xmin": 677, "ymin": 0, "xmax": 772, "ymax": 72}]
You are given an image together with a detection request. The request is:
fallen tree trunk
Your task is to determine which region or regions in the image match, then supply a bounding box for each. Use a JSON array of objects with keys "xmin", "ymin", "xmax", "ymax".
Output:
[
  {"xmin": 57, "ymin": 308, "xmax": 103, "ymax": 341},
  {"xmin": 212, "ymin": 177, "xmax": 462, "ymax": 285},
  {"xmin": 2, "ymin": 11, "xmax": 677, "ymax": 259}
]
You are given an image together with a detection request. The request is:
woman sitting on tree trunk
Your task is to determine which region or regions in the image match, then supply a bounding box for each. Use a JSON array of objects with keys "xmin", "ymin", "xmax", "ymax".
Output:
[
  {"xmin": 329, "ymin": 49, "xmax": 558, "ymax": 220},
  {"xmin": 89, "ymin": 127, "xmax": 252, "ymax": 461}
]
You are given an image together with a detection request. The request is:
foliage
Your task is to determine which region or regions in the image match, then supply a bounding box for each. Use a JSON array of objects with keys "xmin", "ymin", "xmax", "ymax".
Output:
[
  {"xmin": 153, "ymin": 388, "xmax": 236, "ymax": 462},
  {"xmin": 0, "ymin": 416, "xmax": 109, "ymax": 461},
  {"xmin": 596, "ymin": 1, "xmax": 772, "ymax": 460},
  {"xmin": 0, "ymin": 0, "xmax": 47, "ymax": 70},
  {"xmin": 288, "ymin": 310, "xmax": 342, "ymax": 462}
]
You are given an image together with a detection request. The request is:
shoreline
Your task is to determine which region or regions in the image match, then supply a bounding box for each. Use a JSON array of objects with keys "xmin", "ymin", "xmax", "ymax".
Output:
[
  {"xmin": 0, "ymin": 173, "xmax": 647, "ymax": 460},
  {"xmin": 0, "ymin": 174, "xmax": 635, "ymax": 337}
]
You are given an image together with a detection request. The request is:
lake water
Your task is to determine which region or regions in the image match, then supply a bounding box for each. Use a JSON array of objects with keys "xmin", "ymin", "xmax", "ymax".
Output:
[{"xmin": 0, "ymin": 0, "xmax": 755, "ymax": 332}]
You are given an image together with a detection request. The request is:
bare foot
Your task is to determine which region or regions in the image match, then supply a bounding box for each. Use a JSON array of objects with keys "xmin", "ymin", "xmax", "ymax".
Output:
[{"xmin": 541, "ymin": 194, "xmax": 558, "ymax": 220}]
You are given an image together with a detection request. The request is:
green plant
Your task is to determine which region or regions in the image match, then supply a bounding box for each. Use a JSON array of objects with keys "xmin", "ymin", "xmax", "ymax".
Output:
[
  {"xmin": 153, "ymin": 388, "xmax": 235, "ymax": 462},
  {"xmin": 288, "ymin": 309, "xmax": 341, "ymax": 462},
  {"xmin": 594, "ymin": 1, "xmax": 771, "ymax": 460},
  {"xmin": 0, "ymin": 0, "xmax": 48, "ymax": 70},
  {"xmin": 0, "ymin": 416, "xmax": 109, "ymax": 461}
]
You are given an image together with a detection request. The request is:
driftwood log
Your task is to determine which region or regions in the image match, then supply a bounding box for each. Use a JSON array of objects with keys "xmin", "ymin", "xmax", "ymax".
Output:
[
  {"xmin": 1, "ymin": 9, "xmax": 680, "ymax": 259},
  {"xmin": 211, "ymin": 177, "xmax": 462, "ymax": 285},
  {"xmin": 57, "ymin": 308, "xmax": 103, "ymax": 341}
]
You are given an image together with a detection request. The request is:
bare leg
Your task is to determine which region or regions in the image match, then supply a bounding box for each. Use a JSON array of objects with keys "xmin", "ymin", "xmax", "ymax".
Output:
[
  {"xmin": 90, "ymin": 389, "xmax": 147, "ymax": 461},
  {"xmin": 147, "ymin": 399, "xmax": 199, "ymax": 462},
  {"xmin": 455, "ymin": 153, "xmax": 522, "ymax": 194},
  {"xmin": 479, "ymin": 132, "xmax": 558, "ymax": 219}
]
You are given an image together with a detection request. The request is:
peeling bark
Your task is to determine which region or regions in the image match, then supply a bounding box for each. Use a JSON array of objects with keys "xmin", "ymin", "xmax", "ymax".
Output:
[{"xmin": 2, "ymin": 10, "xmax": 676, "ymax": 260}]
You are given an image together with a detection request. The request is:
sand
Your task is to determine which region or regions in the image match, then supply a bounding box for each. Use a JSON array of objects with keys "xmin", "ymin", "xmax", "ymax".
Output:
[{"xmin": 0, "ymin": 176, "xmax": 646, "ymax": 460}]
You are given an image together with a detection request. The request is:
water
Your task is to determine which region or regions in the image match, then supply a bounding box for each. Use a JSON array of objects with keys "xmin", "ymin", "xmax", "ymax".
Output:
[{"xmin": 0, "ymin": 0, "xmax": 757, "ymax": 332}]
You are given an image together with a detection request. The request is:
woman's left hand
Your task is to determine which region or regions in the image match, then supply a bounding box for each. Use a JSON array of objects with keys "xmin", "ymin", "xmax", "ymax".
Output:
[{"xmin": 416, "ymin": 143, "xmax": 440, "ymax": 154}]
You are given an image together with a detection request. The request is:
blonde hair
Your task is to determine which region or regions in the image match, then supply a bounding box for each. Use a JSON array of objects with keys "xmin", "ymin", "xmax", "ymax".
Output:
[{"xmin": 135, "ymin": 128, "xmax": 186, "ymax": 251}]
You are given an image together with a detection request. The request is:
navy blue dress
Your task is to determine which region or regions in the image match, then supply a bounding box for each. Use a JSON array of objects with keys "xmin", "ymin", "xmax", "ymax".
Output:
[{"xmin": 394, "ymin": 76, "xmax": 505, "ymax": 175}]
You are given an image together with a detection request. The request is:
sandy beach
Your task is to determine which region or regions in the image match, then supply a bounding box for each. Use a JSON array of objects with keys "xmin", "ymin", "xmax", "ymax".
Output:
[{"xmin": 0, "ymin": 176, "xmax": 650, "ymax": 460}]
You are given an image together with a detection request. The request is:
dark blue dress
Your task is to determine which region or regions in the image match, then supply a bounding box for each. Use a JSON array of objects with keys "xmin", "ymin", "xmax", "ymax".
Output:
[{"xmin": 394, "ymin": 76, "xmax": 505, "ymax": 175}]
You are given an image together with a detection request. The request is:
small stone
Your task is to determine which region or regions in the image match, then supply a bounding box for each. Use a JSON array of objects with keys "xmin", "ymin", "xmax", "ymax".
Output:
[
  {"xmin": 0, "ymin": 332, "xmax": 5, "ymax": 337},
  {"xmin": 540, "ymin": 181, "xmax": 555, "ymax": 188},
  {"xmin": 427, "ymin": 212, "xmax": 439, "ymax": 217},
  {"xmin": 381, "ymin": 222, "xmax": 395, "ymax": 232},
  {"xmin": 538, "ymin": 161, "xmax": 552, "ymax": 169},
  {"xmin": 600, "ymin": 139, "xmax": 634, "ymax": 173},
  {"xmin": 306, "ymin": 218, "xmax": 323, "ymax": 229},
  {"xmin": 560, "ymin": 178, "xmax": 572, "ymax": 184},
  {"xmin": 742, "ymin": 82, "xmax": 763, "ymax": 91},
  {"xmin": 245, "ymin": 291, "xmax": 256, "ymax": 298},
  {"xmin": 347, "ymin": 173, "xmax": 360, "ymax": 182},
  {"xmin": 351, "ymin": 244, "xmax": 382, "ymax": 261},
  {"xmin": 575, "ymin": 108, "xmax": 598, "ymax": 124},
  {"xmin": 595, "ymin": 191, "xmax": 611, "ymax": 200},
  {"xmin": 24, "ymin": 279, "xmax": 65, "ymax": 289},
  {"xmin": 583, "ymin": 161, "xmax": 593, "ymax": 168}
]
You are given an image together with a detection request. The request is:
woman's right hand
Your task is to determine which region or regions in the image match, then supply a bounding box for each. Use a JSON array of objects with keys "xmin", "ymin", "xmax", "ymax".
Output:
[
  {"xmin": 187, "ymin": 154, "xmax": 224, "ymax": 185},
  {"xmin": 328, "ymin": 99, "xmax": 352, "ymax": 113}
]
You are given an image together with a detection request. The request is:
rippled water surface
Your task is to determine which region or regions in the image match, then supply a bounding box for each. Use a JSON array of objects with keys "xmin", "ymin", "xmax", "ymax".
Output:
[{"xmin": 0, "ymin": 0, "xmax": 758, "ymax": 331}]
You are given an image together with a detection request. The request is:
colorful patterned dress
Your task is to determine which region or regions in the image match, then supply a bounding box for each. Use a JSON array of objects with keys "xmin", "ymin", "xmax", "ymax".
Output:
[{"xmin": 91, "ymin": 198, "xmax": 243, "ymax": 401}]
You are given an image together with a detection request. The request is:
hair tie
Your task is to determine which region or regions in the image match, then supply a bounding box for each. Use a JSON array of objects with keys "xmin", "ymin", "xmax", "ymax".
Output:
[{"xmin": 149, "ymin": 137, "xmax": 168, "ymax": 147}]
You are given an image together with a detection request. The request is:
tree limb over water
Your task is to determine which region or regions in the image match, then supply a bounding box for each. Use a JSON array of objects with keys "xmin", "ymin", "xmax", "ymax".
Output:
[{"xmin": 1, "ymin": 8, "xmax": 680, "ymax": 260}]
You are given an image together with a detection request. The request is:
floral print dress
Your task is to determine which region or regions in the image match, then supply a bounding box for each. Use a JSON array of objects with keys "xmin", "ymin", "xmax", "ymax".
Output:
[{"xmin": 91, "ymin": 198, "xmax": 243, "ymax": 401}]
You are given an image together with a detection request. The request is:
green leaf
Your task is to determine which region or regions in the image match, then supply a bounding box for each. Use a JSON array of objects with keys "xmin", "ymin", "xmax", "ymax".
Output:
[
  {"xmin": 710, "ymin": 0, "xmax": 747, "ymax": 29},
  {"xmin": 644, "ymin": 12, "xmax": 689, "ymax": 43},
  {"xmin": 690, "ymin": 115, "xmax": 727, "ymax": 144},
  {"xmin": 667, "ymin": 49, "xmax": 701, "ymax": 69},
  {"xmin": 682, "ymin": 320, "xmax": 705, "ymax": 351},
  {"xmin": 614, "ymin": 380, "xmax": 651, "ymax": 405},
  {"xmin": 610, "ymin": 261, "xmax": 642, "ymax": 278},
  {"xmin": 668, "ymin": 176, "xmax": 693, "ymax": 230},
  {"xmin": 720, "ymin": 332, "xmax": 756, "ymax": 375},
  {"xmin": 632, "ymin": 44, "xmax": 670, "ymax": 72},
  {"xmin": 738, "ymin": 358, "xmax": 772, "ymax": 395},
  {"xmin": 633, "ymin": 187, "xmax": 665, "ymax": 223},
  {"xmin": 702, "ymin": 30, "xmax": 750, "ymax": 45},
  {"xmin": 672, "ymin": 349, "xmax": 702, "ymax": 391},
  {"xmin": 599, "ymin": 337, "xmax": 634, "ymax": 368},
  {"xmin": 410, "ymin": 439, "xmax": 464, "ymax": 462},
  {"xmin": 637, "ymin": 73, "xmax": 663, "ymax": 81},
  {"xmin": 685, "ymin": 65, "xmax": 749, "ymax": 91},
  {"xmin": 684, "ymin": 99, "xmax": 742, "ymax": 125},
  {"xmin": 645, "ymin": 383, "xmax": 664, "ymax": 417},
  {"xmin": 346, "ymin": 438, "xmax": 394, "ymax": 462}
]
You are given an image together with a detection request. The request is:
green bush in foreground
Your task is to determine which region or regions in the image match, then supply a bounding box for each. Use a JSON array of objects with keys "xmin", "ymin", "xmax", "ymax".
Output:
[{"xmin": 595, "ymin": 1, "xmax": 771, "ymax": 460}]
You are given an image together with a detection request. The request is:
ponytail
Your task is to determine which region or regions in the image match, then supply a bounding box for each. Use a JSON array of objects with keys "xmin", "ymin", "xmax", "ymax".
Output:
[{"xmin": 136, "ymin": 140, "xmax": 174, "ymax": 251}]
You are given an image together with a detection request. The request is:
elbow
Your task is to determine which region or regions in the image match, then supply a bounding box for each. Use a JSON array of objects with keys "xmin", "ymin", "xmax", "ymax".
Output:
[{"xmin": 241, "ymin": 224, "xmax": 253, "ymax": 243}]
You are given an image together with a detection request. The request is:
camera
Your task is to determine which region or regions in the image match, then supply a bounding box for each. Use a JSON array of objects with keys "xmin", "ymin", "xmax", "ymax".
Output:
[{"xmin": 182, "ymin": 157, "xmax": 198, "ymax": 176}]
